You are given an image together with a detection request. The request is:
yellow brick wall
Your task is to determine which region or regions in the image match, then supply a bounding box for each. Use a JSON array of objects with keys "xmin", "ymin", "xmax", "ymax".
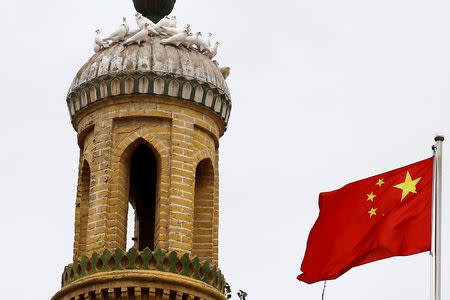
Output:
[
  {"xmin": 193, "ymin": 159, "xmax": 215, "ymax": 261},
  {"xmin": 72, "ymin": 95, "xmax": 224, "ymax": 266}
]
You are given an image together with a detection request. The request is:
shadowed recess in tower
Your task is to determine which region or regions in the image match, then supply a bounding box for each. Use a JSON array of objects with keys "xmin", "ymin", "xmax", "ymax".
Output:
[
  {"xmin": 193, "ymin": 159, "xmax": 215, "ymax": 261},
  {"xmin": 129, "ymin": 143, "xmax": 157, "ymax": 251},
  {"xmin": 76, "ymin": 161, "xmax": 91, "ymax": 256}
]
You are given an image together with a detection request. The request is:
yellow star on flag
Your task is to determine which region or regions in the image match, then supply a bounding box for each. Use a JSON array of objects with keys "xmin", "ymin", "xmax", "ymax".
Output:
[
  {"xmin": 368, "ymin": 207, "xmax": 377, "ymax": 218},
  {"xmin": 376, "ymin": 179, "xmax": 385, "ymax": 187},
  {"xmin": 367, "ymin": 192, "xmax": 376, "ymax": 202},
  {"xmin": 394, "ymin": 171, "xmax": 422, "ymax": 201}
]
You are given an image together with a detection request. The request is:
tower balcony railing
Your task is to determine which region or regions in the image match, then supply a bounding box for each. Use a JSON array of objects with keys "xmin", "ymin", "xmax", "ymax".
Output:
[{"xmin": 61, "ymin": 248, "xmax": 225, "ymax": 294}]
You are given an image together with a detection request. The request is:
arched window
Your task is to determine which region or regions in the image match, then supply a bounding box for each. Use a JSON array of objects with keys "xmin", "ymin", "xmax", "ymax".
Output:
[
  {"xmin": 78, "ymin": 161, "xmax": 91, "ymax": 254},
  {"xmin": 128, "ymin": 143, "xmax": 158, "ymax": 251},
  {"xmin": 193, "ymin": 159, "xmax": 214, "ymax": 261}
]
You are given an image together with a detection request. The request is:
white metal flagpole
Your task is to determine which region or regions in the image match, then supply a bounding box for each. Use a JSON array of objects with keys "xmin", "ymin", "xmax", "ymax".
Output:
[{"xmin": 433, "ymin": 135, "xmax": 444, "ymax": 300}]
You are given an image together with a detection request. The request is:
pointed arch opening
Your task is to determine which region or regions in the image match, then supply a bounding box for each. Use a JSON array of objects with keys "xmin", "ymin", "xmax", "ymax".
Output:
[
  {"xmin": 78, "ymin": 160, "xmax": 91, "ymax": 255},
  {"xmin": 126, "ymin": 141, "xmax": 159, "ymax": 251},
  {"xmin": 193, "ymin": 158, "xmax": 215, "ymax": 261}
]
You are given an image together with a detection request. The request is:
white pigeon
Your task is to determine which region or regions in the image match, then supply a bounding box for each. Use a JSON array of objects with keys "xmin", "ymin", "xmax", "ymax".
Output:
[
  {"xmin": 208, "ymin": 41, "xmax": 220, "ymax": 59},
  {"xmin": 129, "ymin": 25, "xmax": 157, "ymax": 36},
  {"xmin": 161, "ymin": 28, "xmax": 189, "ymax": 47},
  {"xmin": 220, "ymin": 67, "xmax": 231, "ymax": 79},
  {"xmin": 160, "ymin": 24, "xmax": 190, "ymax": 37},
  {"xmin": 206, "ymin": 33, "xmax": 213, "ymax": 48},
  {"xmin": 104, "ymin": 17, "xmax": 128, "ymax": 43},
  {"xmin": 155, "ymin": 16, "xmax": 177, "ymax": 32},
  {"xmin": 123, "ymin": 24, "xmax": 149, "ymax": 47},
  {"xmin": 168, "ymin": 16, "xmax": 177, "ymax": 28},
  {"xmin": 135, "ymin": 12, "xmax": 156, "ymax": 29},
  {"xmin": 155, "ymin": 16, "xmax": 169, "ymax": 31},
  {"xmin": 182, "ymin": 32, "xmax": 201, "ymax": 49},
  {"xmin": 94, "ymin": 29, "xmax": 109, "ymax": 52},
  {"xmin": 135, "ymin": 13, "xmax": 158, "ymax": 36},
  {"xmin": 93, "ymin": 43, "xmax": 101, "ymax": 53},
  {"xmin": 148, "ymin": 24, "xmax": 159, "ymax": 36},
  {"xmin": 123, "ymin": 17, "xmax": 130, "ymax": 34},
  {"xmin": 195, "ymin": 33, "xmax": 210, "ymax": 53}
]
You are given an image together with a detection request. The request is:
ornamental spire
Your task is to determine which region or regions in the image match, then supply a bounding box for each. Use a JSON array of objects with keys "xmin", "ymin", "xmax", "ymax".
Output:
[{"xmin": 133, "ymin": 0, "xmax": 176, "ymax": 23}]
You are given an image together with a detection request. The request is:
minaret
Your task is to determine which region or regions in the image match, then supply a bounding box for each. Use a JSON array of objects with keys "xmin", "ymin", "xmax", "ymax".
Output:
[{"xmin": 52, "ymin": 1, "xmax": 231, "ymax": 299}]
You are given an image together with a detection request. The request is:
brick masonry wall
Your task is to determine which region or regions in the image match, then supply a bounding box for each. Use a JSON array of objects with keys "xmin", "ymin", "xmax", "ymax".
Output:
[
  {"xmin": 193, "ymin": 159, "xmax": 215, "ymax": 261},
  {"xmin": 72, "ymin": 95, "xmax": 224, "ymax": 266}
]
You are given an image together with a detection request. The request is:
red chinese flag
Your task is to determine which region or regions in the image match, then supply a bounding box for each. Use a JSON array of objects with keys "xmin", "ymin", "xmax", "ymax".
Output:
[{"xmin": 298, "ymin": 157, "xmax": 434, "ymax": 284}]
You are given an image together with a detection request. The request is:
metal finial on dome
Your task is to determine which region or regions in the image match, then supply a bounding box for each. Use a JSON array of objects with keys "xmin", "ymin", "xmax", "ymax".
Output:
[{"xmin": 133, "ymin": 0, "xmax": 176, "ymax": 23}]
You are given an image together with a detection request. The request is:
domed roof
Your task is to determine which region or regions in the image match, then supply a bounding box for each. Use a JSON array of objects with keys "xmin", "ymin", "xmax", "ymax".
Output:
[{"xmin": 67, "ymin": 34, "xmax": 231, "ymax": 126}]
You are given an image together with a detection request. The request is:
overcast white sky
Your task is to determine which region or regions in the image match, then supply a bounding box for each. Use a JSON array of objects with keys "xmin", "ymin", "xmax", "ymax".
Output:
[{"xmin": 0, "ymin": 0, "xmax": 449, "ymax": 299}]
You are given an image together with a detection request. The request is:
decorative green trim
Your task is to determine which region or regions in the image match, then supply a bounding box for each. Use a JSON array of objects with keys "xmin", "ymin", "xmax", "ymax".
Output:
[
  {"xmin": 67, "ymin": 73, "xmax": 231, "ymax": 128},
  {"xmin": 62, "ymin": 248, "xmax": 225, "ymax": 294}
]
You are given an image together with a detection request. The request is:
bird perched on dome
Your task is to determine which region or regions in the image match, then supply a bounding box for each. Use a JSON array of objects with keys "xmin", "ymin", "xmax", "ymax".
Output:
[
  {"xmin": 161, "ymin": 27, "xmax": 189, "ymax": 47},
  {"xmin": 208, "ymin": 41, "xmax": 219, "ymax": 59},
  {"xmin": 195, "ymin": 33, "xmax": 210, "ymax": 53},
  {"xmin": 136, "ymin": 12, "xmax": 156, "ymax": 29},
  {"xmin": 206, "ymin": 33, "xmax": 213, "ymax": 48},
  {"xmin": 182, "ymin": 32, "xmax": 201, "ymax": 49},
  {"xmin": 155, "ymin": 16, "xmax": 177, "ymax": 32},
  {"xmin": 135, "ymin": 13, "xmax": 159, "ymax": 35},
  {"xmin": 123, "ymin": 17, "xmax": 130, "ymax": 34},
  {"xmin": 160, "ymin": 24, "xmax": 190, "ymax": 37},
  {"xmin": 212, "ymin": 60, "xmax": 230, "ymax": 79},
  {"xmin": 93, "ymin": 43, "xmax": 101, "ymax": 53},
  {"xmin": 94, "ymin": 29, "xmax": 109, "ymax": 52},
  {"xmin": 129, "ymin": 13, "xmax": 158, "ymax": 36},
  {"xmin": 103, "ymin": 17, "xmax": 129, "ymax": 43},
  {"xmin": 123, "ymin": 23, "xmax": 150, "ymax": 47},
  {"xmin": 220, "ymin": 67, "xmax": 231, "ymax": 79},
  {"xmin": 147, "ymin": 25, "xmax": 159, "ymax": 36}
]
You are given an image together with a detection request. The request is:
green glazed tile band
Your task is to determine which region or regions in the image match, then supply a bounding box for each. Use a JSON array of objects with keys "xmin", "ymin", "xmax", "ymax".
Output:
[{"xmin": 61, "ymin": 248, "xmax": 226, "ymax": 294}]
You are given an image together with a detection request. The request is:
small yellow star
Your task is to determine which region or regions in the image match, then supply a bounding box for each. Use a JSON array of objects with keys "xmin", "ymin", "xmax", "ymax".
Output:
[
  {"xmin": 368, "ymin": 207, "xmax": 377, "ymax": 218},
  {"xmin": 394, "ymin": 171, "xmax": 422, "ymax": 201},
  {"xmin": 367, "ymin": 192, "xmax": 376, "ymax": 202},
  {"xmin": 376, "ymin": 179, "xmax": 385, "ymax": 187}
]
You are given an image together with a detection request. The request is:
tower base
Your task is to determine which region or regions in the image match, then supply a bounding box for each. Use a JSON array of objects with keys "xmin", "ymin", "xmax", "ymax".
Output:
[{"xmin": 52, "ymin": 270, "xmax": 227, "ymax": 300}]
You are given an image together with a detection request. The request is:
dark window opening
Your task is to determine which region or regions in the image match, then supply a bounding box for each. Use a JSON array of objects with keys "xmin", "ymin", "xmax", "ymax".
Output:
[
  {"xmin": 129, "ymin": 143, "xmax": 157, "ymax": 251},
  {"xmin": 79, "ymin": 161, "xmax": 91, "ymax": 254}
]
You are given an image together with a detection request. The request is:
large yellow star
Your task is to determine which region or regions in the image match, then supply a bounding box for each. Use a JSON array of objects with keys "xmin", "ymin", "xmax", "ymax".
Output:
[
  {"xmin": 376, "ymin": 179, "xmax": 385, "ymax": 187},
  {"xmin": 394, "ymin": 171, "xmax": 422, "ymax": 201},
  {"xmin": 368, "ymin": 207, "xmax": 377, "ymax": 218},
  {"xmin": 367, "ymin": 192, "xmax": 376, "ymax": 202}
]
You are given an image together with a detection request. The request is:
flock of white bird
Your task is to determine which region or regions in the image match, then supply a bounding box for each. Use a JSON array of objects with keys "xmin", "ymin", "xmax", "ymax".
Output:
[{"xmin": 94, "ymin": 13, "xmax": 220, "ymax": 61}]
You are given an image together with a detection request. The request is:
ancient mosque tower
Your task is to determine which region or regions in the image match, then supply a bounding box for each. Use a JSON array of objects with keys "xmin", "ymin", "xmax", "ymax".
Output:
[{"xmin": 52, "ymin": 1, "xmax": 232, "ymax": 299}]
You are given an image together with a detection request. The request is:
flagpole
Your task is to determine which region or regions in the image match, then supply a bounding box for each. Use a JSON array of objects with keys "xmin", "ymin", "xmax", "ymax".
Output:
[{"xmin": 433, "ymin": 135, "xmax": 444, "ymax": 300}]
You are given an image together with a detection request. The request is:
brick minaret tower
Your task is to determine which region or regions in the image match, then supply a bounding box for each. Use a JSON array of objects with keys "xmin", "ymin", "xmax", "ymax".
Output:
[{"xmin": 52, "ymin": 2, "xmax": 231, "ymax": 299}]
